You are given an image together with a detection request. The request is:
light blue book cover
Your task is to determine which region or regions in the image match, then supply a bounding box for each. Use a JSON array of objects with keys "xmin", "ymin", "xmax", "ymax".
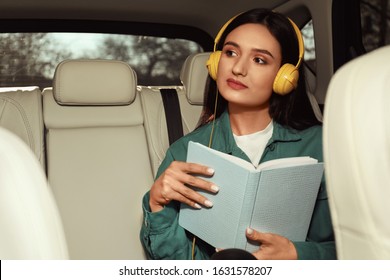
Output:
[{"xmin": 178, "ymin": 141, "xmax": 324, "ymax": 251}]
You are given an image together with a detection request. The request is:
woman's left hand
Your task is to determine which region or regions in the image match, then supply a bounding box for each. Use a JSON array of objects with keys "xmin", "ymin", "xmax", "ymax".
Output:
[{"xmin": 246, "ymin": 228, "xmax": 298, "ymax": 260}]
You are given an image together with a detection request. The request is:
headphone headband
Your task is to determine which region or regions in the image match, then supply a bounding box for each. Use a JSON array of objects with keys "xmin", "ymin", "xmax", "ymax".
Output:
[{"xmin": 287, "ymin": 18, "xmax": 304, "ymax": 69}]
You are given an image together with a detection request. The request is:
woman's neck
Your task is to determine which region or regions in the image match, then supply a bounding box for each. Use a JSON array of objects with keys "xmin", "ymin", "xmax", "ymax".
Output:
[{"xmin": 228, "ymin": 105, "xmax": 272, "ymax": 136}]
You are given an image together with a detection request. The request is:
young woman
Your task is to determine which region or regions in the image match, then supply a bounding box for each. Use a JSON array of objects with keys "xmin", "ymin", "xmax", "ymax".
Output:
[{"xmin": 140, "ymin": 8, "xmax": 336, "ymax": 260}]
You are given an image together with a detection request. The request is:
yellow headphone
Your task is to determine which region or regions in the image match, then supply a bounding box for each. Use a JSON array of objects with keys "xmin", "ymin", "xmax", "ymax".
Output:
[{"xmin": 206, "ymin": 14, "xmax": 304, "ymax": 95}]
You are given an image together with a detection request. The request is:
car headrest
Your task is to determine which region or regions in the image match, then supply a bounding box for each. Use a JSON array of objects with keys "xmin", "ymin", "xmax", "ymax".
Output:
[
  {"xmin": 53, "ymin": 59, "xmax": 137, "ymax": 106},
  {"xmin": 180, "ymin": 52, "xmax": 210, "ymax": 105}
]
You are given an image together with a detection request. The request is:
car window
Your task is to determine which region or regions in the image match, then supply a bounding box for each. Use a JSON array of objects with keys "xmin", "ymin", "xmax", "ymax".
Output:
[
  {"xmin": 302, "ymin": 20, "xmax": 316, "ymax": 73},
  {"xmin": 1, "ymin": 21, "xmax": 315, "ymax": 89},
  {"xmin": 360, "ymin": 0, "xmax": 390, "ymax": 52},
  {"xmin": 0, "ymin": 32, "xmax": 203, "ymax": 88}
]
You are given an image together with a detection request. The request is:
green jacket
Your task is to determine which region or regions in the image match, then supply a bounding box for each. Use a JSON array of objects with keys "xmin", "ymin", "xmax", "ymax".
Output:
[{"xmin": 140, "ymin": 110, "xmax": 336, "ymax": 260}]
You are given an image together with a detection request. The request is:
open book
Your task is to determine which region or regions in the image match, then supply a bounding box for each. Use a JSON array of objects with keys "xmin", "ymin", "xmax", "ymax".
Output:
[{"xmin": 178, "ymin": 141, "xmax": 324, "ymax": 252}]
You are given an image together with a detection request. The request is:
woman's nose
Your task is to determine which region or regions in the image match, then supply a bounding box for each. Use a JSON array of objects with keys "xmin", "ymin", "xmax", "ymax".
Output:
[{"xmin": 232, "ymin": 56, "xmax": 247, "ymax": 76}]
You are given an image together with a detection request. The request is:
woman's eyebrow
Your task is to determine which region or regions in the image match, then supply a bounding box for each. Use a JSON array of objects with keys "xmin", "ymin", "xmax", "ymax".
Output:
[
  {"xmin": 252, "ymin": 48, "xmax": 274, "ymax": 58},
  {"xmin": 224, "ymin": 41, "xmax": 274, "ymax": 58}
]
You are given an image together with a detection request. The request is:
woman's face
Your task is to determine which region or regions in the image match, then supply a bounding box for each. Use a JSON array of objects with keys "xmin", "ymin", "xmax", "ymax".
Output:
[{"xmin": 217, "ymin": 23, "xmax": 282, "ymax": 110}]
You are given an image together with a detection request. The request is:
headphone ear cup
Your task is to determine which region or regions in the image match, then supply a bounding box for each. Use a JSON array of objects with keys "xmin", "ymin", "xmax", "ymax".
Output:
[
  {"xmin": 273, "ymin": 63, "xmax": 300, "ymax": 95},
  {"xmin": 206, "ymin": 51, "xmax": 222, "ymax": 81}
]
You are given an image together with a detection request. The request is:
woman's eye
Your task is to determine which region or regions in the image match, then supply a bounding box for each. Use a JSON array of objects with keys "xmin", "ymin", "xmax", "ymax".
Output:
[
  {"xmin": 254, "ymin": 57, "xmax": 266, "ymax": 64},
  {"xmin": 225, "ymin": 50, "xmax": 237, "ymax": 57}
]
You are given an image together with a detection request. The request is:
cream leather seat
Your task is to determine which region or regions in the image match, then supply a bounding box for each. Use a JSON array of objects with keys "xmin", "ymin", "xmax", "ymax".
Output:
[
  {"xmin": 0, "ymin": 87, "xmax": 45, "ymax": 167},
  {"xmin": 43, "ymin": 59, "xmax": 154, "ymax": 259},
  {"xmin": 323, "ymin": 45, "xmax": 390, "ymax": 259},
  {"xmin": 140, "ymin": 52, "xmax": 208, "ymax": 175},
  {"xmin": 0, "ymin": 127, "xmax": 68, "ymax": 259}
]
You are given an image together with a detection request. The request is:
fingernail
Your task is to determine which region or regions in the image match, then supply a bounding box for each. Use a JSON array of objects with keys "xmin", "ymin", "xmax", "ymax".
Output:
[
  {"xmin": 211, "ymin": 184, "xmax": 219, "ymax": 193},
  {"xmin": 204, "ymin": 200, "xmax": 213, "ymax": 207},
  {"xmin": 194, "ymin": 203, "xmax": 201, "ymax": 209},
  {"xmin": 207, "ymin": 168, "xmax": 215, "ymax": 175},
  {"xmin": 246, "ymin": 228, "xmax": 253, "ymax": 235}
]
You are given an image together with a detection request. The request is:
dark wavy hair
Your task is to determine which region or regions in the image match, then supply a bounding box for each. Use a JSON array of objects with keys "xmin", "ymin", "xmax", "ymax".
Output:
[{"xmin": 197, "ymin": 8, "xmax": 321, "ymax": 130}]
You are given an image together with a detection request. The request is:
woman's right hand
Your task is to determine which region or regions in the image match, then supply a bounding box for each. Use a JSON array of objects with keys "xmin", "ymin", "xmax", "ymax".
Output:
[{"xmin": 149, "ymin": 161, "xmax": 219, "ymax": 212}]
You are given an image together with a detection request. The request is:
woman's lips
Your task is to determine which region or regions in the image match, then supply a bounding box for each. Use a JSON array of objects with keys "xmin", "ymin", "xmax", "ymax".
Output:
[{"xmin": 227, "ymin": 78, "xmax": 248, "ymax": 90}]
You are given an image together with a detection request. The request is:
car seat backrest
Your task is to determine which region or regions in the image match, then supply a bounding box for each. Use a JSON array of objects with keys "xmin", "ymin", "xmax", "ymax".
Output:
[
  {"xmin": 0, "ymin": 127, "xmax": 68, "ymax": 259},
  {"xmin": 43, "ymin": 59, "xmax": 154, "ymax": 259},
  {"xmin": 140, "ymin": 52, "xmax": 209, "ymax": 176},
  {"xmin": 0, "ymin": 86, "xmax": 45, "ymax": 167},
  {"xmin": 323, "ymin": 45, "xmax": 390, "ymax": 259}
]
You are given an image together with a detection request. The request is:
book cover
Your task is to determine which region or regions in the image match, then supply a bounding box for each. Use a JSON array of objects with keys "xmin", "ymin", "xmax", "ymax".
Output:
[{"xmin": 178, "ymin": 141, "xmax": 324, "ymax": 251}]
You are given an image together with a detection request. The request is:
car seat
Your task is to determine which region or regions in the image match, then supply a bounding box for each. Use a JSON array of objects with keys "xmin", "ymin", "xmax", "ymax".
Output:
[{"xmin": 323, "ymin": 45, "xmax": 390, "ymax": 259}]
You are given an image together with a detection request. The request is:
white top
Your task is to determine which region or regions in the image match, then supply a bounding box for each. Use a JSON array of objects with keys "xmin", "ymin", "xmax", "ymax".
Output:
[{"xmin": 233, "ymin": 121, "xmax": 273, "ymax": 167}]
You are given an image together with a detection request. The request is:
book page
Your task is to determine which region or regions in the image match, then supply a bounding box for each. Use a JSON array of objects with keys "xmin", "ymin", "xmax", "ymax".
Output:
[{"xmin": 257, "ymin": 156, "xmax": 318, "ymax": 170}]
